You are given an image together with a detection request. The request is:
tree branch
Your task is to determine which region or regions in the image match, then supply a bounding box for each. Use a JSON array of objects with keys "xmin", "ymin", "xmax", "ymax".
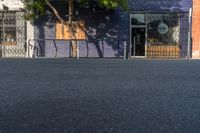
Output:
[
  {"xmin": 45, "ymin": 0, "xmax": 78, "ymax": 57},
  {"xmin": 45, "ymin": 0, "xmax": 65, "ymax": 23},
  {"xmin": 68, "ymin": 0, "xmax": 73, "ymax": 23}
]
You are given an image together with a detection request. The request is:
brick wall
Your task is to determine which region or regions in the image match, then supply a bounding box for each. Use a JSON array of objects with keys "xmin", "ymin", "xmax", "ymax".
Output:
[{"xmin": 192, "ymin": 0, "xmax": 200, "ymax": 58}]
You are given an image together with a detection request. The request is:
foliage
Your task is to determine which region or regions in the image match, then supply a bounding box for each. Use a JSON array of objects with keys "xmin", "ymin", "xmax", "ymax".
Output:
[
  {"xmin": 23, "ymin": 0, "xmax": 128, "ymax": 21},
  {"xmin": 98, "ymin": 0, "xmax": 128, "ymax": 10},
  {"xmin": 23, "ymin": 0, "xmax": 46, "ymax": 20}
]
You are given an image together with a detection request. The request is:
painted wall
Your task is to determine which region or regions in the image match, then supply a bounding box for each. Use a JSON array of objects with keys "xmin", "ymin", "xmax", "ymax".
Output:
[
  {"xmin": 192, "ymin": 0, "xmax": 200, "ymax": 58},
  {"xmin": 34, "ymin": 0, "xmax": 192, "ymax": 58},
  {"xmin": 34, "ymin": 3, "xmax": 129, "ymax": 58},
  {"xmin": 129, "ymin": 0, "xmax": 192, "ymax": 12}
]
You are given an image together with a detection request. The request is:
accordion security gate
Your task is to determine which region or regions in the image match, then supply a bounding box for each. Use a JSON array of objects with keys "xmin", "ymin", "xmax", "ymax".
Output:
[
  {"xmin": 131, "ymin": 12, "xmax": 191, "ymax": 59},
  {"xmin": 0, "ymin": 11, "xmax": 26, "ymax": 57}
]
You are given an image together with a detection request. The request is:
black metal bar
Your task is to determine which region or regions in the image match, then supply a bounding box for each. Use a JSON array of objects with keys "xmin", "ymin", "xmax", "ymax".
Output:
[
  {"xmin": 117, "ymin": 40, "xmax": 120, "ymax": 55},
  {"xmin": 32, "ymin": 38, "xmax": 128, "ymax": 42},
  {"xmin": 53, "ymin": 40, "xmax": 58, "ymax": 57},
  {"xmin": 102, "ymin": 39, "xmax": 104, "ymax": 58},
  {"xmin": 28, "ymin": 38, "xmax": 130, "ymax": 58},
  {"xmin": 69, "ymin": 40, "xmax": 72, "ymax": 58},
  {"xmin": 86, "ymin": 40, "xmax": 89, "ymax": 58},
  {"xmin": 33, "ymin": 46, "xmax": 38, "ymax": 57},
  {"xmin": 37, "ymin": 40, "xmax": 43, "ymax": 57},
  {"xmin": 28, "ymin": 39, "xmax": 31, "ymax": 57}
]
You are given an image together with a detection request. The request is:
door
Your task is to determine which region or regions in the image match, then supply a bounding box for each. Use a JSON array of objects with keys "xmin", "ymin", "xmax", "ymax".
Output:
[{"xmin": 131, "ymin": 28, "xmax": 145, "ymax": 57}]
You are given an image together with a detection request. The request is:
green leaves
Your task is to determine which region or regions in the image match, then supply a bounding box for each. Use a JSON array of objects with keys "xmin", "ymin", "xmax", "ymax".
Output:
[
  {"xmin": 98, "ymin": 0, "xmax": 128, "ymax": 10},
  {"xmin": 23, "ymin": 0, "xmax": 46, "ymax": 20},
  {"xmin": 22, "ymin": 0, "xmax": 128, "ymax": 21}
]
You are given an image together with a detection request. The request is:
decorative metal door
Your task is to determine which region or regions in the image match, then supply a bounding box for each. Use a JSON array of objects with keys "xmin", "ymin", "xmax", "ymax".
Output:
[
  {"xmin": 0, "ymin": 11, "xmax": 26, "ymax": 57},
  {"xmin": 131, "ymin": 27, "xmax": 146, "ymax": 57}
]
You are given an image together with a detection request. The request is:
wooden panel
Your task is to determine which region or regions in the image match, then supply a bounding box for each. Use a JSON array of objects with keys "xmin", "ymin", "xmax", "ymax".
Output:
[
  {"xmin": 56, "ymin": 21, "xmax": 86, "ymax": 40},
  {"xmin": 56, "ymin": 23, "xmax": 62, "ymax": 39},
  {"xmin": 77, "ymin": 22, "xmax": 86, "ymax": 39},
  {"xmin": 147, "ymin": 45, "xmax": 180, "ymax": 59},
  {"xmin": 1, "ymin": 42, "xmax": 17, "ymax": 45}
]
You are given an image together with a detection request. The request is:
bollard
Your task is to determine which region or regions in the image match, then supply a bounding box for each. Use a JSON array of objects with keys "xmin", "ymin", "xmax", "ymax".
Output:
[
  {"xmin": 77, "ymin": 42, "xmax": 79, "ymax": 59},
  {"xmin": 124, "ymin": 41, "xmax": 127, "ymax": 59}
]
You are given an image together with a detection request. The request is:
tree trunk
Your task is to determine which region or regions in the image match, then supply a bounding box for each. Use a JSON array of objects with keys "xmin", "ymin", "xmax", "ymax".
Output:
[
  {"xmin": 46, "ymin": 0, "xmax": 77, "ymax": 58},
  {"xmin": 68, "ymin": 0, "xmax": 73, "ymax": 23},
  {"xmin": 68, "ymin": 0, "xmax": 77, "ymax": 58}
]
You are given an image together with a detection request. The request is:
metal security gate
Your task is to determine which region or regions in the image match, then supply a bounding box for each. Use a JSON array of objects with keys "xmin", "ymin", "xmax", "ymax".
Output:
[
  {"xmin": 0, "ymin": 11, "xmax": 26, "ymax": 57},
  {"xmin": 130, "ymin": 12, "xmax": 191, "ymax": 59}
]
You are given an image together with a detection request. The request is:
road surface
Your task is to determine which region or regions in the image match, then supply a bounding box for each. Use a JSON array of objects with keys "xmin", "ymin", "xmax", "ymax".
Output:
[{"xmin": 0, "ymin": 59, "xmax": 200, "ymax": 133}]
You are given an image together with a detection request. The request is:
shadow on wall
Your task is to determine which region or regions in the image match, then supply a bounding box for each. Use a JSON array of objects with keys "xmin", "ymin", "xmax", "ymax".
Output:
[
  {"xmin": 34, "ymin": 0, "xmax": 191, "ymax": 57},
  {"xmin": 76, "ymin": 4, "xmax": 129, "ymax": 57},
  {"xmin": 33, "ymin": 1, "xmax": 129, "ymax": 57},
  {"xmin": 74, "ymin": 0, "xmax": 191, "ymax": 57},
  {"xmin": 34, "ymin": 11, "xmax": 56, "ymax": 57}
]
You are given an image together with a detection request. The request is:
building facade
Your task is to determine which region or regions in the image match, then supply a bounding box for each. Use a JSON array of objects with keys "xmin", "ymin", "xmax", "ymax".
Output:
[
  {"xmin": 0, "ymin": 0, "xmax": 196, "ymax": 59},
  {"xmin": 192, "ymin": 0, "xmax": 200, "ymax": 58},
  {"xmin": 0, "ymin": 0, "xmax": 34, "ymax": 57},
  {"xmin": 129, "ymin": 0, "xmax": 192, "ymax": 59}
]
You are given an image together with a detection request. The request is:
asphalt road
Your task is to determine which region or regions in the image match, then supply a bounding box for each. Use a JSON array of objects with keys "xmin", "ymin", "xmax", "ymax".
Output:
[{"xmin": 0, "ymin": 59, "xmax": 200, "ymax": 133}]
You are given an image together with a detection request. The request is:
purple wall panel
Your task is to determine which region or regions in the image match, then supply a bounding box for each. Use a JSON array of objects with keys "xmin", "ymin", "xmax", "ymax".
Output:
[
  {"xmin": 79, "ymin": 42, "xmax": 88, "ymax": 58},
  {"xmin": 103, "ymin": 41, "xmax": 118, "ymax": 57},
  {"xmin": 129, "ymin": 0, "xmax": 192, "ymax": 12},
  {"xmin": 87, "ymin": 42, "xmax": 103, "ymax": 58},
  {"xmin": 56, "ymin": 41, "xmax": 70, "ymax": 58},
  {"xmin": 45, "ymin": 42, "xmax": 56, "ymax": 57}
]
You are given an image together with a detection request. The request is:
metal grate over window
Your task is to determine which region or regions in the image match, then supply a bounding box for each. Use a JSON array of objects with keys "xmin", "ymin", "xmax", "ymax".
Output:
[
  {"xmin": 0, "ymin": 11, "xmax": 26, "ymax": 57},
  {"xmin": 131, "ymin": 13, "xmax": 180, "ymax": 45},
  {"xmin": 0, "ymin": 12, "xmax": 17, "ymax": 44},
  {"xmin": 146, "ymin": 13, "xmax": 180, "ymax": 45}
]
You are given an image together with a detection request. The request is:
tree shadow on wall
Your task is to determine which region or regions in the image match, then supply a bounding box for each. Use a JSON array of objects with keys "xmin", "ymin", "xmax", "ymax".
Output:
[
  {"xmin": 34, "ymin": 11, "xmax": 55, "ymax": 57},
  {"xmin": 42, "ymin": 0, "xmax": 188, "ymax": 57},
  {"xmin": 74, "ymin": 0, "xmax": 187, "ymax": 57},
  {"xmin": 75, "ymin": 3, "xmax": 128, "ymax": 57}
]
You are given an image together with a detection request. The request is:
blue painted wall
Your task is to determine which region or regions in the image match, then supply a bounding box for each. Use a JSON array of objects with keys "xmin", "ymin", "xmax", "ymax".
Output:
[
  {"xmin": 34, "ymin": 0, "xmax": 192, "ymax": 58},
  {"xmin": 129, "ymin": 0, "xmax": 192, "ymax": 12}
]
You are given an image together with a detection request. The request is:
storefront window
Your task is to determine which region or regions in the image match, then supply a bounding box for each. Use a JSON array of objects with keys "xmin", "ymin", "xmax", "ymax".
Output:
[
  {"xmin": 146, "ymin": 14, "xmax": 180, "ymax": 45},
  {"xmin": 0, "ymin": 12, "xmax": 17, "ymax": 45},
  {"xmin": 131, "ymin": 14, "xmax": 145, "ymax": 25}
]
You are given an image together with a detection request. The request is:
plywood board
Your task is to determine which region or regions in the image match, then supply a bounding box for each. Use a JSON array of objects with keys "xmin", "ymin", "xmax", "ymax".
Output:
[{"xmin": 56, "ymin": 21, "xmax": 86, "ymax": 40}]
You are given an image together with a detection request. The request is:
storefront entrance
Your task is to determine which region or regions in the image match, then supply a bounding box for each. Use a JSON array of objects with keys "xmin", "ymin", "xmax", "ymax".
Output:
[
  {"xmin": 131, "ymin": 27, "xmax": 146, "ymax": 57},
  {"xmin": 130, "ymin": 13, "xmax": 189, "ymax": 59}
]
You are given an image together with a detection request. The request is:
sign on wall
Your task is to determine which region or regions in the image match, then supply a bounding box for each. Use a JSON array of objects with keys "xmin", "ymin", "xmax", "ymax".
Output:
[{"xmin": 158, "ymin": 21, "xmax": 169, "ymax": 34}]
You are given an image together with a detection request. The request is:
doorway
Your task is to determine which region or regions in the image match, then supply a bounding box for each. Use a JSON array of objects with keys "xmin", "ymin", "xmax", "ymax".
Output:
[{"xmin": 131, "ymin": 27, "xmax": 146, "ymax": 57}]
